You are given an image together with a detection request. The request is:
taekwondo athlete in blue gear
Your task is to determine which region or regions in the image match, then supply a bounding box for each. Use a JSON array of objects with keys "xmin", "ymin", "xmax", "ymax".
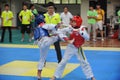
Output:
[
  {"xmin": 34, "ymin": 14, "xmax": 61, "ymax": 80},
  {"xmin": 34, "ymin": 14, "xmax": 49, "ymax": 41}
]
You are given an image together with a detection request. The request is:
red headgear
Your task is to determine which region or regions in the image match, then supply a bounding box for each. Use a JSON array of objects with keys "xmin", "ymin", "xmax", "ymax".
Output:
[{"xmin": 72, "ymin": 16, "xmax": 82, "ymax": 28}]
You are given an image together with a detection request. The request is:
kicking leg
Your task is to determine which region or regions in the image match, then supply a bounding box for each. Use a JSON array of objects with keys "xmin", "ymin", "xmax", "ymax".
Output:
[{"xmin": 37, "ymin": 36, "xmax": 58, "ymax": 79}]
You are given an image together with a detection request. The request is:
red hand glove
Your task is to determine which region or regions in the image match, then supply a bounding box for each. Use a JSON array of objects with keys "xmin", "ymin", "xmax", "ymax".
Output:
[{"xmin": 63, "ymin": 37, "xmax": 69, "ymax": 41}]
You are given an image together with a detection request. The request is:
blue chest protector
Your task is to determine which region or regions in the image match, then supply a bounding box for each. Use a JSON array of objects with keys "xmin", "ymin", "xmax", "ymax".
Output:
[{"xmin": 34, "ymin": 27, "xmax": 49, "ymax": 40}]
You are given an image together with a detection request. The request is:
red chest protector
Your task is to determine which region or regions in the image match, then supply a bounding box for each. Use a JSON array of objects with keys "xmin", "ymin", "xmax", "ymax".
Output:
[{"xmin": 69, "ymin": 31, "xmax": 85, "ymax": 48}]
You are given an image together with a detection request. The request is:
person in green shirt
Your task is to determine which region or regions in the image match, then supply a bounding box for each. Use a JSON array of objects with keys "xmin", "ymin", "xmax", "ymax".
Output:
[
  {"xmin": 30, "ymin": 4, "xmax": 38, "ymax": 28},
  {"xmin": 117, "ymin": 10, "xmax": 120, "ymax": 40},
  {"xmin": 29, "ymin": 4, "xmax": 38, "ymax": 40},
  {"xmin": 19, "ymin": 4, "xmax": 34, "ymax": 42},
  {"xmin": 117, "ymin": 10, "xmax": 120, "ymax": 23},
  {"xmin": 87, "ymin": 6, "xmax": 97, "ymax": 41},
  {"xmin": 1, "ymin": 4, "xmax": 13, "ymax": 43}
]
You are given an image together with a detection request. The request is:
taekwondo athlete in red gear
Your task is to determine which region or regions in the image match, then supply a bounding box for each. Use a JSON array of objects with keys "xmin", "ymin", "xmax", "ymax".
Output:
[{"xmin": 50, "ymin": 16, "xmax": 96, "ymax": 80}]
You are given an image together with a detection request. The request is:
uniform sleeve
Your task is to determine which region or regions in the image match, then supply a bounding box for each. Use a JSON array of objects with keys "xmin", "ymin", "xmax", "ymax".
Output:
[
  {"xmin": 19, "ymin": 11, "xmax": 22, "ymax": 16},
  {"xmin": 43, "ymin": 13, "xmax": 47, "ymax": 22},
  {"xmin": 43, "ymin": 13, "xmax": 46, "ymax": 17},
  {"xmin": 57, "ymin": 13, "xmax": 61, "ymax": 23},
  {"xmin": 1, "ymin": 12, "xmax": 4, "ymax": 18},
  {"xmin": 10, "ymin": 11, "xmax": 14, "ymax": 18},
  {"xmin": 60, "ymin": 13, "xmax": 62, "ymax": 19},
  {"xmin": 58, "ymin": 26, "xmax": 72, "ymax": 34},
  {"xmin": 95, "ymin": 11, "xmax": 98, "ymax": 17},
  {"xmin": 57, "ymin": 28, "xmax": 69, "ymax": 41},
  {"xmin": 69, "ymin": 12, "xmax": 73, "ymax": 19},
  {"xmin": 117, "ymin": 11, "xmax": 120, "ymax": 16},
  {"xmin": 58, "ymin": 33, "xmax": 68, "ymax": 42},
  {"xmin": 34, "ymin": 9, "xmax": 38, "ymax": 15},
  {"xmin": 42, "ymin": 24, "xmax": 56, "ymax": 30},
  {"xmin": 102, "ymin": 9, "xmax": 105, "ymax": 16},
  {"xmin": 30, "ymin": 10, "xmax": 33, "ymax": 16}
]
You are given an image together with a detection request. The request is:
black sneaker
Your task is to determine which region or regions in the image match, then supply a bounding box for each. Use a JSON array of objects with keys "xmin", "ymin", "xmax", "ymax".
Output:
[
  {"xmin": 91, "ymin": 77, "xmax": 96, "ymax": 80},
  {"xmin": 0, "ymin": 40, "xmax": 3, "ymax": 43},
  {"xmin": 38, "ymin": 78, "xmax": 41, "ymax": 80}
]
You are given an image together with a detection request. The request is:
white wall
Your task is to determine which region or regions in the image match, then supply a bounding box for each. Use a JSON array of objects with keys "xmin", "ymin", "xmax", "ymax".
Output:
[{"xmin": 81, "ymin": 0, "xmax": 89, "ymax": 26}]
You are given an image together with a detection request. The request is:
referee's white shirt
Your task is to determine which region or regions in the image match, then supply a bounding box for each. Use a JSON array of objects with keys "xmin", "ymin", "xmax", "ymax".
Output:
[{"xmin": 60, "ymin": 12, "xmax": 73, "ymax": 27}]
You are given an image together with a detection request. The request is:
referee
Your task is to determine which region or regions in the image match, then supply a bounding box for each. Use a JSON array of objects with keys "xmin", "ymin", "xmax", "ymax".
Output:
[{"xmin": 44, "ymin": 2, "xmax": 62, "ymax": 63}]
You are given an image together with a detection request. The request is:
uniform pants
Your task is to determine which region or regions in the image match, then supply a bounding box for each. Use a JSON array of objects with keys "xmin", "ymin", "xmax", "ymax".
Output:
[
  {"xmin": 54, "ymin": 41, "xmax": 62, "ymax": 63},
  {"xmin": 38, "ymin": 36, "xmax": 58, "ymax": 70},
  {"xmin": 54, "ymin": 44, "xmax": 94, "ymax": 79}
]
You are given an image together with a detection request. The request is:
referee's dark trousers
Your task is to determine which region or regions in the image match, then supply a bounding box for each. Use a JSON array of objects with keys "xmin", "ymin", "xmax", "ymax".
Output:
[{"xmin": 54, "ymin": 40, "xmax": 62, "ymax": 63}]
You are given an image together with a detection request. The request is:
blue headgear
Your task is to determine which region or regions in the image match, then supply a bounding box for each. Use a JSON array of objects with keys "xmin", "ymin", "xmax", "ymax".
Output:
[{"xmin": 36, "ymin": 14, "xmax": 45, "ymax": 24}]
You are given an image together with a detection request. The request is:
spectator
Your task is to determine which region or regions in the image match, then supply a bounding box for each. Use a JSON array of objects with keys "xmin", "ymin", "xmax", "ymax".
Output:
[
  {"xmin": 60, "ymin": 6, "xmax": 73, "ymax": 27},
  {"xmin": 29, "ymin": 4, "xmax": 38, "ymax": 39},
  {"xmin": 19, "ymin": 4, "xmax": 34, "ymax": 42},
  {"xmin": 0, "ymin": 7, "xmax": 1, "ymax": 16},
  {"xmin": 0, "ymin": 4, "xmax": 13, "ymax": 43},
  {"xmin": 0, "ymin": 17, "xmax": 1, "ymax": 27},
  {"xmin": 117, "ymin": 10, "xmax": 120, "ymax": 23},
  {"xmin": 30, "ymin": 4, "xmax": 38, "ymax": 28},
  {"xmin": 87, "ymin": 6, "xmax": 97, "ymax": 41},
  {"xmin": 0, "ymin": 14, "xmax": 1, "ymax": 27},
  {"xmin": 0, "ymin": 7, "xmax": 1, "ymax": 40},
  {"xmin": 117, "ymin": 9, "xmax": 120, "ymax": 40},
  {"xmin": 43, "ymin": 2, "xmax": 62, "ymax": 63},
  {"xmin": 96, "ymin": 4, "xmax": 105, "ymax": 41}
]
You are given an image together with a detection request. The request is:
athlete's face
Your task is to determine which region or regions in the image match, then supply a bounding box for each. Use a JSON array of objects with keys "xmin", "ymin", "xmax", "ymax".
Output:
[{"xmin": 70, "ymin": 20, "xmax": 77, "ymax": 28}]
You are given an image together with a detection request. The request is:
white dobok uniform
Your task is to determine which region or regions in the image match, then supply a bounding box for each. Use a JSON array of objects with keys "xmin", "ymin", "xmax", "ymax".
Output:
[
  {"xmin": 53, "ymin": 26, "xmax": 94, "ymax": 79},
  {"xmin": 37, "ymin": 24, "xmax": 59, "ymax": 70}
]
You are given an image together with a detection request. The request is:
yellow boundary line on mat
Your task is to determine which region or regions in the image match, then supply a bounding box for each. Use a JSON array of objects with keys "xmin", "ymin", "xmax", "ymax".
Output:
[{"xmin": 0, "ymin": 44, "xmax": 120, "ymax": 51}]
